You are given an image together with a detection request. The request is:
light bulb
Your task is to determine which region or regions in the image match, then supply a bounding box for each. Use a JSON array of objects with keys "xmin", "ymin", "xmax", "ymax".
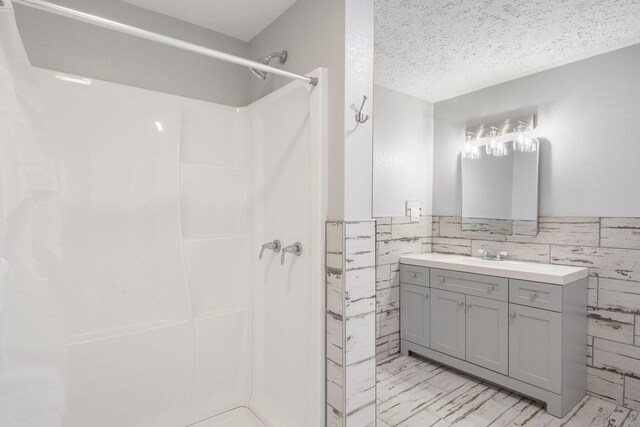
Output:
[
  {"xmin": 486, "ymin": 127, "xmax": 499, "ymax": 156},
  {"xmin": 513, "ymin": 121, "xmax": 527, "ymax": 152},
  {"xmin": 463, "ymin": 132, "xmax": 475, "ymax": 159},
  {"xmin": 514, "ymin": 130, "xmax": 524, "ymax": 151}
]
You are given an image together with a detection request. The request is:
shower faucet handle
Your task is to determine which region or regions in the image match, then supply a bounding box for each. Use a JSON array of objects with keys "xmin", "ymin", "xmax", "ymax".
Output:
[
  {"xmin": 281, "ymin": 242, "xmax": 303, "ymax": 265},
  {"xmin": 259, "ymin": 240, "xmax": 281, "ymax": 259}
]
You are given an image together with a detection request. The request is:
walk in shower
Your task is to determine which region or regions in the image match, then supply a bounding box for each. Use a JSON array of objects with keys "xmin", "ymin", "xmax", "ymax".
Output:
[{"xmin": 0, "ymin": 1, "xmax": 327, "ymax": 426}]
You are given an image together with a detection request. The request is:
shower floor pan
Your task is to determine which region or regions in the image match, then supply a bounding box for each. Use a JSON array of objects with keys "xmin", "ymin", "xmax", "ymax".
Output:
[{"xmin": 192, "ymin": 408, "xmax": 265, "ymax": 427}]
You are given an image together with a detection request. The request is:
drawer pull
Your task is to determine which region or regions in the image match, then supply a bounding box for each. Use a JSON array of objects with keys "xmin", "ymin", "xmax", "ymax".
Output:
[
  {"xmin": 529, "ymin": 291, "xmax": 537, "ymax": 302},
  {"xmin": 487, "ymin": 284, "xmax": 494, "ymax": 293},
  {"xmin": 466, "ymin": 302, "xmax": 472, "ymax": 308},
  {"xmin": 457, "ymin": 300, "xmax": 464, "ymax": 306},
  {"xmin": 439, "ymin": 277, "xmax": 445, "ymax": 283},
  {"xmin": 411, "ymin": 273, "xmax": 417, "ymax": 278},
  {"xmin": 509, "ymin": 312, "xmax": 517, "ymax": 319}
]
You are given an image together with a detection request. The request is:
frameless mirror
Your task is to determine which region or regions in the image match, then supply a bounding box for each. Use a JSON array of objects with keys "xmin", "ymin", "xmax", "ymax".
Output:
[{"xmin": 461, "ymin": 143, "xmax": 539, "ymax": 236}]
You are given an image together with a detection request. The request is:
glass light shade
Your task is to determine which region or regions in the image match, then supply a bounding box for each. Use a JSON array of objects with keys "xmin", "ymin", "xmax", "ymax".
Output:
[
  {"xmin": 523, "ymin": 137, "xmax": 538, "ymax": 152},
  {"xmin": 485, "ymin": 128, "xmax": 499, "ymax": 156},
  {"xmin": 513, "ymin": 130, "xmax": 525, "ymax": 151},
  {"xmin": 463, "ymin": 132, "xmax": 481, "ymax": 160},
  {"xmin": 463, "ymin": 141, "xmax": 471, "ymax": 159}
]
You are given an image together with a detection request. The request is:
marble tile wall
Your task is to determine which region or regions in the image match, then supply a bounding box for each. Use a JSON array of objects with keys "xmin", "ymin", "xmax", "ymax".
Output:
[
  {"xmin": 401, "ymin": 215, "xmax": 640, "ymax": 412},
  {"xmin": 374, "ymin": 216, "xmax": 432, "ymax": 360},
  {"xmin": 326, "ymin": 221, "xmax": 377, "ymax": 427}
]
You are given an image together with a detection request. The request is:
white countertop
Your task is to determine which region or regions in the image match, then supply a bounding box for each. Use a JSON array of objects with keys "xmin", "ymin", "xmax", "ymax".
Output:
[{"xmin": 399, "ymin": 253, "xmax": 588, "ymax": 285}]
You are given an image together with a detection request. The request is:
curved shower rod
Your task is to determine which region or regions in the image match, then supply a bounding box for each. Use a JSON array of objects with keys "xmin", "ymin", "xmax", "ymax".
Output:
[{"xmin": 12, "ymin": 0, "xmax": 319, "ymax": 86}]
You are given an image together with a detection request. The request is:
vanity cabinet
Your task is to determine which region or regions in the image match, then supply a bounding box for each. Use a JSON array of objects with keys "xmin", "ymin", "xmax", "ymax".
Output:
[
  {"xmin": 430, "ymin": 288, "xmax": 466, "ymax": 359},
  {"xmin": 398, "ymin": 254, "xmax": 587, "ymax": 418}
]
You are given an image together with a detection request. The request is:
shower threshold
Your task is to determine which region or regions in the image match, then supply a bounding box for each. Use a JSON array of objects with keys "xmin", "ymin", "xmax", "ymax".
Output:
[{"xmin": 191, "ymin": 408, "xmax": 265, "ymax": 427}]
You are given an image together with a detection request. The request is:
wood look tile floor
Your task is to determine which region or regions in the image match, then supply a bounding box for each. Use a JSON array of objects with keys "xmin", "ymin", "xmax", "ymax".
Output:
[{"xmin": 376, "ymin": 355, "xmax": 640, "ymax": 427}]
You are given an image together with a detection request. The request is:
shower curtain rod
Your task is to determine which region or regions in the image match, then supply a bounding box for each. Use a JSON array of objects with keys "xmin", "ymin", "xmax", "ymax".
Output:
[{"xmin": 12, "ymin": 0, "xmax": 319, "ymax": 86}]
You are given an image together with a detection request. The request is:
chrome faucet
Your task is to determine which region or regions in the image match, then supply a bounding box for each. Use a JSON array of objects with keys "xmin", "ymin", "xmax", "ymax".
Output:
[
  {"xmin": 478, "ymin": 249, "xmax": 508, "ymax": 261},
  {"xmin": 281, "ymin": 242, "xmax": 302, "ymax": 265},
  {"xmin": 259, "ymin": 240, "xmax": 281, "ymax": 259}
]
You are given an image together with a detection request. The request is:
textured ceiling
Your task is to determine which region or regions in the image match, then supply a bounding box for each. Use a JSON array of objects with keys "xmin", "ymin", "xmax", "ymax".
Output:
[
  {"xmin": 122, "ymin": 0, "xmax": 298, "ymax": 42},
  {"xmin": 375, "ymin": 0, "xmax": 640, "ymax": 102}
]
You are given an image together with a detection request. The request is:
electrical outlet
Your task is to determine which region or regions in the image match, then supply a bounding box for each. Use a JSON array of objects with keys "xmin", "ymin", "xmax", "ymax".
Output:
[{"xmin": 406, "ymin": 201, "xmax": 422, "ymax": 223}]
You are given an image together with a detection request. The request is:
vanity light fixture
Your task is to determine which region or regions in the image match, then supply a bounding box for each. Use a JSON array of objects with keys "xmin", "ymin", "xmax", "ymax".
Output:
[{"xmin": 465, "ymin": 114, "xmax": 537, "ymax": 159}]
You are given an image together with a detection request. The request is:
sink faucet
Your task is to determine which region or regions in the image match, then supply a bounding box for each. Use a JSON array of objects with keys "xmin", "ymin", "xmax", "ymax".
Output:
[{"xmin": 478, "ymin": 249, "xmax": 508, "ymax": 261}]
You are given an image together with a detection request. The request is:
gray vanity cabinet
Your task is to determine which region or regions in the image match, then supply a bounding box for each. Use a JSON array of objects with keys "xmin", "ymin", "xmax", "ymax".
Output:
[
  {"xmin": 509, "ymin": 304, "xmax": 562, "ymax": 393},
  {"xmin": 430, "ymin": 288, "xmax": 466, "ymax": 359},
  {"xmin": 400, "ymin": 283, "xmax": 430, "ymax": 347},
  {"xmin": 400, "ymin": 259, "xmax": 587, "ymax": 418},
  {"xmin": 465, "ymin": 295, "xmax": 508, "ymax": 375}
]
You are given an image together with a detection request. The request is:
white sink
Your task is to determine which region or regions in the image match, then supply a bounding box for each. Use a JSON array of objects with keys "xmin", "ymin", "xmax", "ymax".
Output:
[{"xmin": 399, "ymin": 252, "xmax": 587, "ymax": 285}]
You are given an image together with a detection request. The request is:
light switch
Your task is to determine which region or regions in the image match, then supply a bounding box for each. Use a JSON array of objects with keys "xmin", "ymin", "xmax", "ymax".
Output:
[{"xmin": 406, "ymin": 201, "xmax": 422, "ymax": 223}]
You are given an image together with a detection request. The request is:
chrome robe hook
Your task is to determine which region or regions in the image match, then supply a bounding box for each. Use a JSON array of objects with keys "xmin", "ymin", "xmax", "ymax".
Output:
[{"xmin": 355, "ymin": 95, "xmax": 370, "ymax": 124}]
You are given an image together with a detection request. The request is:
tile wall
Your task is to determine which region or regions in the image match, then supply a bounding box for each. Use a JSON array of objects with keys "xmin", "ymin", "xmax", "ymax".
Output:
[
  {"xmin": 326, "ymin": 221, "xmax": 377, "ymax": 426},
  {"xmin": 374, "ymin": 216, "xmax": 432, "ymax": 360},
  {"xmin": 372, "ymin": 215, "xmax": 640, "ymax": 412}
]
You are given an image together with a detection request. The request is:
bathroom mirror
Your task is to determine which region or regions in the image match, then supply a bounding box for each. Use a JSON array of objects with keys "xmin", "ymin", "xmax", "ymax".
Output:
[{"xmin": 461, "ymin": 143, "xmax": 539, "ymax": 236}]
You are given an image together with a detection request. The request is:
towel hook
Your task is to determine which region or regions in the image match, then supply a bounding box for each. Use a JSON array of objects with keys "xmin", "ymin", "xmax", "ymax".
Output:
[{"xmin": 355, "ymin": 95, "xmax": 370, "ymax": 124}]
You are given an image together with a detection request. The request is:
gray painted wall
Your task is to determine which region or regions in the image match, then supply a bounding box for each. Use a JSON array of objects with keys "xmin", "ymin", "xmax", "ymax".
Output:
[
  {"xmin": 373, "ymin": 85, "xmax": 433, "ymax": 217},
  {"xmin": 249, "ymin": 0, "xmax": 346, "ymax": 220},
  {"xmin": 14, "ymin": 0, "xmax": 250, "ymax": 106},
  {"xmin": 433, "ymin": 43, "xmax": 640, "ymax": 217}
]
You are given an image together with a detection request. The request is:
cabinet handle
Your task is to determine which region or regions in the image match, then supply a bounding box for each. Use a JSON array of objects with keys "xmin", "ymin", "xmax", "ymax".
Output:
[
  {"xmin": 423, "ymin": 293, "xmax": 428, "ymax": 299},
  {"xmin": 411, "ymin": 273, "xmax": 417, "ymax": 278},
  {"xmin": 487, "ymin": 284, "xmax": 494, "ymax": 293},
  {"xmin": 529, "ymin": 291, "xmax": 537, "ymax": 302},
  {"xmin": 509, "ymin": 312, "xmax": 517, "ymax": 319},
  {"xmin": 466, "ymin": 302, "xmax": 471, "ymax": 308},
  {"xmin": 439, "ymin": 277, "xmax": 445, "ymax": 283},
  {"xmin": 458, "ymin": 300, "xmax": 464, "ymax": 306}
]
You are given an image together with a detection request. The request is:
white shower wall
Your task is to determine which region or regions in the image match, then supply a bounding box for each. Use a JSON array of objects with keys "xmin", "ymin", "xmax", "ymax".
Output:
[
  {"xmin": 30, "ymin": 66, "xmax": 254, "ymax": 426},
  {"xmin": 0, "ymin": 62, "xmax": 326, "ymax": 427},
  {"xmin": 248, "ymin": 72, "xmax": 327, "ymax": 427}
]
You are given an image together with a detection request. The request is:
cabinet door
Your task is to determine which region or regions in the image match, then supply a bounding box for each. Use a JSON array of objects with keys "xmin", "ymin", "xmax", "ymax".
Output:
[
  {"xmin": 509, "ymin": 304, "xmax": 562, "ymax": 393},
  {"xmin": 400, "ymin": 283, "xmax": 430, "ymax": 347},
  {"xmin": 465, "ymin": 295, "xmax": 508, "ymax": 375},
  {"xmin": 430, "ymin": 288, "xmax": 465, "ymax": 359}
]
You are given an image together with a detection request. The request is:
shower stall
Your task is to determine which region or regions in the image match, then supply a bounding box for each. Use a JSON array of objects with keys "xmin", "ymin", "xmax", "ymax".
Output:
[{"xmin": 0, "ymin": 1, "xmax": 327, "ymax": 426}]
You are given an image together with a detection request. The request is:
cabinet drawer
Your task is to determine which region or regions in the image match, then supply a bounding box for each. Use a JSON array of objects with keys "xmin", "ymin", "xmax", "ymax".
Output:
[
  {"xmin": 431, "ymin": 269, "xmax": 507, "ymax": 301},
  {"xmin": 400, "ymin": 265, "xmax": 430, "ymax": 287},
  {"xmin": 510, "ymin": 279, "xmax": 562, "ymax": 312}
]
